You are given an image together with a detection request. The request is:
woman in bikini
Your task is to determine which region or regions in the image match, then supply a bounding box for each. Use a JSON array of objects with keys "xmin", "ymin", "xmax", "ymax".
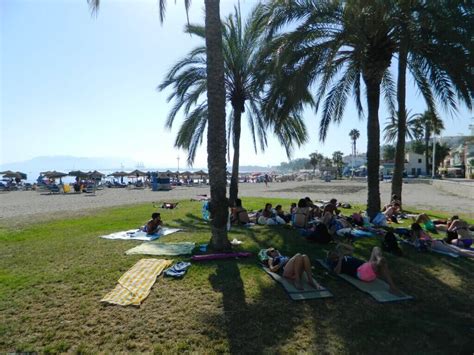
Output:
[{"xmin": 266, "ymin": 248, "xmax": 323, "ymax": 290}]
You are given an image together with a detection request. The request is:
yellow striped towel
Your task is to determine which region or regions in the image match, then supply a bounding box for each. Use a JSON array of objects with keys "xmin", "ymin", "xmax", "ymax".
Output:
[{"xmin": 101, "ymin": 258, "xmax": 172, "ymax": 306}]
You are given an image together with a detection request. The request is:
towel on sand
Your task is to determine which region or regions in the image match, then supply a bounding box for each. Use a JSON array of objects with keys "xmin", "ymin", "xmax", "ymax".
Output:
[
  {"xmin": 101, "ymin": 258, "xmax": 172, "ymax": 306},
  {"xmin": 99, "ymin": 227, "xmax": 182, "ymax": 241},
  {"xmin": 125, "ymin": 242, "xmax": 195, "ymax": 256},
  {"xmin": 262, "ymin": 267, "xmax": 332, "ymax": 301},
  {"xmin": 316, "ymin": 259, "xmax": 413, "ymax": 303}
]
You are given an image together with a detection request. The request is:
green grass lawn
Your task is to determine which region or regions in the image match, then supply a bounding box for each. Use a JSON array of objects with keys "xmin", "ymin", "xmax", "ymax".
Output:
[{"xmin": 1, "ymin": 198, "xmax": 473, "ymax": 353}]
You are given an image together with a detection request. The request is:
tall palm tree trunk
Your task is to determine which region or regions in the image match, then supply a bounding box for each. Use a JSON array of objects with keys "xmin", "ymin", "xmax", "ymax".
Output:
[
  {"xmin": 204, "ymin": 0, "xmax": 230, "ymax": 251},
  {"xmin": 365, "ymin": 79, "xmax": 382, "ymax": 219},
  {"xmin": 424, "ymin": 126, "xmax": 430, "ymax": 175},
  {"xmin": 392, "ymin": 43, "xmax": 408, "ymax": 206},
  {"xmin": 229, "ymin": 109, "xmax": 242, "ymax": 205}
]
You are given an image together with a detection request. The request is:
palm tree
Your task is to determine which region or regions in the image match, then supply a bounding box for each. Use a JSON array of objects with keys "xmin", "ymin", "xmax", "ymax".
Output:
[
  {"xmin": 332, "ymin": 151, "xmax": 344, "ymax": 179},
  {"xmin": 383, "ymin": 111, "xmax": 423, "ymax": 143},
  {"xmin": 88, "ymin": 0, "xmax": 231, "ymax": 251},
  {"xmin": 263, "ymin": 0, "xmax": 397, "ymax": 218},
  {"xmin": 414, "ymin": 110, "xmax": 444, "ymax": 175},
  {"xmin": 159, "ymin": 5, "xmax": 308, "ymax": 206},
  {"xmin": 390, "ymin": 0, "xmax": 473, "ymax": 203},
  {"xmin": 349, "ymin": 129, "xmax": 360, "ymax": 157},
  {"xmin": 309, "ymin": 152, "xmax": 323, "ymax": 174}
]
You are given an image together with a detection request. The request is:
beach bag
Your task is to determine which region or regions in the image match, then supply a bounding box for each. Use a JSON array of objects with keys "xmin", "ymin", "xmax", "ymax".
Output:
[{"xmin": 382, "ymin": 232, "xmax": 402, "ymax": 256}]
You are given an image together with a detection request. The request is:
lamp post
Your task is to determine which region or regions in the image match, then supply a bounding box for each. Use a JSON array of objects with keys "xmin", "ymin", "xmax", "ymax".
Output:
[{"xmin": 177, "ymin": 155, "xmax": 180, "ymax": 174}]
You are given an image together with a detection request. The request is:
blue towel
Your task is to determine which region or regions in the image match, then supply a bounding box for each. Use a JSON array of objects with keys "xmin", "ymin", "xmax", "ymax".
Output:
[{"xmin": 164, "ymin": 262, "xmax": 192, "ymax": 278}]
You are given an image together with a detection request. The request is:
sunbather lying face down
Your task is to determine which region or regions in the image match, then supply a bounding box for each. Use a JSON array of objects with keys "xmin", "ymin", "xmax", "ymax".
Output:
[
  {"xmin": 327, "ymin": 245, "xmax": 401, "ymax": 295},
  {"xmin": 266, "ymin": 248, "xmax": 323, "ymax": 290}
]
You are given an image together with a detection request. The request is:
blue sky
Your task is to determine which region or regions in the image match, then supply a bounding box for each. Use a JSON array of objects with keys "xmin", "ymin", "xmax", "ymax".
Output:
[{"xmin": 1, "ymin": 0, "xmax": 473, "ymax": 169}]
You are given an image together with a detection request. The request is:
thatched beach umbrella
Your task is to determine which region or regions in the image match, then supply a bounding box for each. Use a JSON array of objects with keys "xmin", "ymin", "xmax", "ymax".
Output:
[
  {"xmin": 129, "ymin": 169, "xmax": 146, "ymax": 177},
  {"xmin": 88, "ymin": 170, "xmax": 105, "ymax": 179},
  {"xmin": 109, "ymin": 171, "xmax": 128, "ymax": 177},
  {"xmin": 69, "ymin": 170, "xmax": 88, "ymax": 178},
  {"xmin": 43, "ymin": 171, "xmax": 68, "ymax": 179}
]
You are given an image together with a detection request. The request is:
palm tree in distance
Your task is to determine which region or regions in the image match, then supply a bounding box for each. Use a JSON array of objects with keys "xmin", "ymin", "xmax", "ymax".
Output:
[
  {"xmin": 349, "ymin": 129, "xmax": 360, "ymax": 156},
  {"xmin": 87, "ymin": 0, "xmax": 231, "ymax": 251},
  {"xmin": 263, "ymin": 0, "xmax": 398, "ymax": 218},
  {"xmin": 416, "ymin": 110, "xmax": 444, "ymax": 175},
  {"xmin": 159, "ymin": 4, "xmax": 308, "ymax": 205},
  {"xmin": 332, "ymin": 151, "xmax": 344, "ymax": 179},
  {"xmin": 309, "ymin": 152, "xmax": 323, "ymax": 175},
  {"xmin": 390, "ymin": 0, "xmax": 473, "ymax": 203}
]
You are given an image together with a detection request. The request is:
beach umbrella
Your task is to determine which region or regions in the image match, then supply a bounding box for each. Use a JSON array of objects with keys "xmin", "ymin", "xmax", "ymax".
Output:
[
  {"xmin": 129, "ymin": 169, "xmax": 146, "ymax": 177},
  {"xmin": 1, "ymin": 170, "xmax": 19, "ymax": 178},
  {"xmin": 43, "ymin": 170, "xmax": 68, "ymax": 178},
  {"xmin": 88, "ymin": 170, "xmax": 105, "ymax": 179},
  {"xmin": 69, "ymin": 170, "xmax": 88, "ymax": 178},
  {"xmin": 108, "ymin": 171, "xmax": 128, "ymax": 177}
]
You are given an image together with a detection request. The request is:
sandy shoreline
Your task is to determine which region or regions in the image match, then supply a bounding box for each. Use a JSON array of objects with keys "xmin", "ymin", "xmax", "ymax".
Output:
[{"xmin": 0, "ymin": 179, "xmax": 472, "ymax": 226}]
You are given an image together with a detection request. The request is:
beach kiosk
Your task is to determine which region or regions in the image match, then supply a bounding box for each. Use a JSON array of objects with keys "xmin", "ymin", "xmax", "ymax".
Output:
[{"xmin": 156, "ymin": 174, "xmax": 172, "ymax": 191}]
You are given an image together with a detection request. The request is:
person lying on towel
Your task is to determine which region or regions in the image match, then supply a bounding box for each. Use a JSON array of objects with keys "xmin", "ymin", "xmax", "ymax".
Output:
[
  {"xmin": 409, "ymin": 223, "xmax": 474, "ymax": 257},
  {"xmin": 142, "ymin": 213, "xmax": 163, "ymax": 235},
  {"xmin": 266, "ymin": 248, "xmax": 324, "ymax": 291},
  {"xmin": 326, "ymin": 244, "xmax": 402, "ymax": 295}
]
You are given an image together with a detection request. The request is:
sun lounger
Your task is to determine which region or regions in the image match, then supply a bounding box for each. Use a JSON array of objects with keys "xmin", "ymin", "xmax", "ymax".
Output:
[
  {"xmin": 101, "ymin": 258, "xmax": 172, "ymax": 306},
  {"xmin": 262, "ymin": 267, "xmax": 333, "ymax": 301},
  {"xmin": 316, "ymin": 259, "xmax": 413, "ymax": 303}
]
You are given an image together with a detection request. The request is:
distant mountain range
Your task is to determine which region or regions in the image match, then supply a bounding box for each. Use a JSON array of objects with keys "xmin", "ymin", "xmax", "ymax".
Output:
[{"xmin": 0, "ymin": 156, "xmax": 139, "ymax": 174}]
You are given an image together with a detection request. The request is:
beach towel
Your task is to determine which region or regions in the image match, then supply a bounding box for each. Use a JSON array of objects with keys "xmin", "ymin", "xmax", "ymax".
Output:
[
  {"xmin": 125, "ymin": 242, "xmax": 195, "ymax": 256},
  {"xmin": 101, "ymin": 258, "xmax": 172, "ymax": 306},
  {"xmin": 316, "ymin": 259, "xmax": 413, "ymax": 303},
  {"xmin": 99, "ymin": 227, "xmax": 182, "ymax": 241},
  {"xmin": 262, "ymin": 267, "xmax": 333, "ymax": 301},
  {"xmin": 191, "ymin": 252, "xmax": 252, "ymax": 261}
]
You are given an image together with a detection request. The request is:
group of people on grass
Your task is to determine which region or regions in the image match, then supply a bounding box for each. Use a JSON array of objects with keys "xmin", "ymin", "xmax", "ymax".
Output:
[{"xmin": 231, "ymin": 194, "xmax": 473, "ymax": 292}]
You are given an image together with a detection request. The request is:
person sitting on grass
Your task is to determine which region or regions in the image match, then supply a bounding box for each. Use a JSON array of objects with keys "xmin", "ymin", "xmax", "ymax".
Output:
[
  {"xmin": 326, "ymin": 244, "xmax": 402, "ymax": 295},
  {"xmin": 275, "ymin": 204, "xmax": 291, "ymax": 223},
  {"xmin": 258, "ymin": 203, "xmax": 285, "ymax": 225},
  {"xmin": 142, "ymin": 212, "xmax": 163, "ymax": 235},
  {"xmin": 409, "ymin": 223, "xmax": 474, "ymax": 257},
  {"xmin": 266, "ymin": 248, "xmax": 323, "ymax": 290},
  {"xmin": 446, "ymin": 218, "xmax": 472, "ymax": 249},
  {"xmin": 293, "ymin": 198, "xmax": 311, "ymax": 228},
  {"xmin": 231, "ymin": 198, "xmax": 251, "ymax": 225},
  {"xmin": 384, "ymin": 202, "xmax": 401, "ymax": 224}
]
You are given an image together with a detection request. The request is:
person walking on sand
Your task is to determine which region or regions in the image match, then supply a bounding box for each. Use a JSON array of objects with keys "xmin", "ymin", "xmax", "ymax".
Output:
[{"xmin": 264, "ymin": 173, "xmax": 269, "ymax": 187}]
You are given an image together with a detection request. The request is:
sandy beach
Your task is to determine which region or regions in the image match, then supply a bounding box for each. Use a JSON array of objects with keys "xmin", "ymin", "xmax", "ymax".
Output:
[{"xmin": 1, "ymin": 179, "xmax": 472, "ymax": 226}]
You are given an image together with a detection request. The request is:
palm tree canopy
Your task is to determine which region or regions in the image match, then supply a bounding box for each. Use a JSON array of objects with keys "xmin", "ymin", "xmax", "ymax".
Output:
[
  {"xmin": 159, "ymin": 4, "xmax": 308, "ymax": 165},
  {"xmin": 261, "ymin": 0, "xmax": 398, "ymax": 141},
  {"xmin": 349, "ymin": 129, "xmax": 360, "ymax": 141},
  {"xmin": 383, "ymin": 110, "xmax": 423, "ymax": 143}
]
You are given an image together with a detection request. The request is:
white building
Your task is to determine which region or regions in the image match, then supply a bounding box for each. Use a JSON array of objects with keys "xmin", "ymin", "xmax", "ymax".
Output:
[
  {"xmin": 405, "ymin": 152, "xmax": 426, "ymax": 176},
  {"xmin": 343, "ymin": 154, "xmax": 367, "ymax": 167}
]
